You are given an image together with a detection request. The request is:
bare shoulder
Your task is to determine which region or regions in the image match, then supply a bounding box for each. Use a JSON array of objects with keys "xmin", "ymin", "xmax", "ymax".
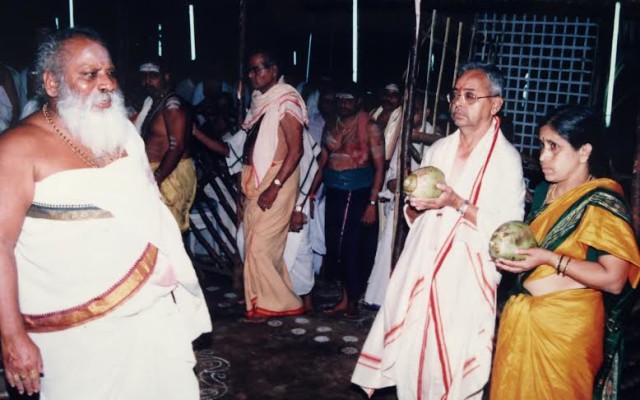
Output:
[
  {"xmin": 0, "ymin": 113, "xmax": 58, "ymax": 179},
  {"xmin": 1, "ymin": 113, "xmax": 53, "ymax": 153},
  {"xmin": 280, "ymin": 112, "xmax": 303, "ymax": 134}
]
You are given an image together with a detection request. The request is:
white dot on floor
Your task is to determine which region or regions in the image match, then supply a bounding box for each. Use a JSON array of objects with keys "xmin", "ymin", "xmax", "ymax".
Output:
[
  {"xmin": 217, "ymin": 302, "xmax": 231, "ymax": 308},
  {"xmin": 205, "ymin": 286, "xmax": 220, "ymax": 292},
  {"xmin": 294, "ymin": 317, "xmax": 310, "ymax": 324},
  {"xmin": 316, "ymin": 326, "xmax": 332, "ymax": 333},
  {"xmin": 341, "ymin": 346, "xmax": 359, "ymax": 355},
  {"xmin": 342, "ymin": 335, "xmax": 358, "ymax": 343},
  {"xmin": 314, "ymin": 335, "xmax": 330, "ymax": 343},
  {"xmin": 291, "ymin": 328, "xmax": 306, "ymax": 335},
  {"xmin": 268, "ymin": 320, "xmax": 283, "ymax": 327},
  {"xmin": 223, "ymin": 292, "xmax": 238, "ymax": 299}
]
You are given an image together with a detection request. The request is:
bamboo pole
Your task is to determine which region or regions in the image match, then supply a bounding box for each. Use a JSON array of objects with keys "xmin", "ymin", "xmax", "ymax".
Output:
[
  {"xmin": 446, "ymin": 21, "xmax": 464, "ymax": 136},
  {"xmin": 421, "ymin": 10, "xmax": 437, "ymax": 132},
  {"xmin": 236, "ymin": 0, "xmax": 246, "ymax": 131},
  {"xmin": 431, "ymin": 17, "xmax": 450, "ymax": 133},
  {"xmin": 391, "ymin": 0, "xmax": 422, "ymax": 268}
]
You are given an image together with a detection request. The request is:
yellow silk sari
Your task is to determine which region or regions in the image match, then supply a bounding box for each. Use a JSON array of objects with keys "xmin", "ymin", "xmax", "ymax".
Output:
[{"xmin": 490, "ymin": 178, "xmax": 640, "ymax": 400}]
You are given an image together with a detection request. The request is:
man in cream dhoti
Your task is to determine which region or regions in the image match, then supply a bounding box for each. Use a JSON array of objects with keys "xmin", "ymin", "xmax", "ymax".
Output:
[
  {"xmin": 215, "ymin": 117, "xmax": 320, "ymax": 313},
  {"xmin": 136, "ymin": 60, "xmax": 196, "ymax": 232},
  {"xmin": 241, "ymin": 50, "xmax": 307, "ymax": 320},
  {"xmin": 352, "ymin": 62, "xmax": 525, "ymax": 399},
  {"xmin": 0, "ymin": 28, "xmax": 211, "ymax": 399}
]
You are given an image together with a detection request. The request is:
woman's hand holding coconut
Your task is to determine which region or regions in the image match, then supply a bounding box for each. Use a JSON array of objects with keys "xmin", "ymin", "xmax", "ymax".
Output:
[{"xmin": 494, "ymin": 247, "xmax": 553, "ymax": 274}]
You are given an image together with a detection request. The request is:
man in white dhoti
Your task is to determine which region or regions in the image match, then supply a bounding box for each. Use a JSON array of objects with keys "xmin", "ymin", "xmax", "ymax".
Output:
[
  {"xmin": 352, "ymin": 62, "xmax": 525, "ymax": 399},
  {"xmin": 282, "ymin": 127, "xmax": 321, "ymax": 312},
  {"xmin": 0, "ymin": 28, "xmax": 211, "ymax": 399}
]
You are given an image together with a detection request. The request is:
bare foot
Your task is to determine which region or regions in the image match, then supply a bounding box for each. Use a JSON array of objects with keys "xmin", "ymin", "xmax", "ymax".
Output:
[
  {"xmin": 322, "ymin": 299, "xmax": 348, "ymax": 316},
  {"xmin": 302, "ymin": 294, "xmax": 314, "ymax": 313}
]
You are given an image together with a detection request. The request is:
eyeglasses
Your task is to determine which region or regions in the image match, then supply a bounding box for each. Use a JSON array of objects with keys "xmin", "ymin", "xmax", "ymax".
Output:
[
  {"xmin": 446, "ymin": 91, "xmax": 499, "ymax": 105},
  {"xmin": 246, "ymin": 64, "xmax": 272, "ymax": 76}
]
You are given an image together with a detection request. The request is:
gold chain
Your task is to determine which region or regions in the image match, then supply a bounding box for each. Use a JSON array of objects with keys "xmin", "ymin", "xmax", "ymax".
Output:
[
  {"xmin": 546, "ymin": 175, "xmax": 595, "ymax": 204},
  {"xmin": 42, "ymin": 103, "xmax": 98, "ymax": 168}
]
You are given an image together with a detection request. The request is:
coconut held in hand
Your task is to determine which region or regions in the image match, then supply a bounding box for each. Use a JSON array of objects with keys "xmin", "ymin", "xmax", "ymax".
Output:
[
  {"xmin": 489, "ymin": 221, "xmax": 538, "ymax": 261},
  {"xmin": 403, "ymin": 166, "xmax": 446, "ymax": 199}
]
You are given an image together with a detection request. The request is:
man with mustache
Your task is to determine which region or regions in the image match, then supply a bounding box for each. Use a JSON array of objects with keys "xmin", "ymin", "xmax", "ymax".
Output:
[
  {"xmin": 0, "ymin": 28, "xmax": 211, "ymax": 399},
  {"xmin": 353, "ymin": 62, "xmax": 525, "ymax": 399},
  {"xmin": 370, "ymin": 83, "xmax": 403, "ymax": 164},
  {"xmin": 136, "ymin": 60, "xmax": 196, "ymax": 233}
]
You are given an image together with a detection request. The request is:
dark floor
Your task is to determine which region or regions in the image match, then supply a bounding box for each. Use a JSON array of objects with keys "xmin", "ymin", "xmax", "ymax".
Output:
[
  {"xmin": 3, "ymin": 271, "xmax": 640, "ymax": 399},
  {"xmin": 193, "ymin": 274, "xmax": 396, "ymax": 400},
  {"xmin": 0, "ymin": 275, "xmax": 394, "ymax": 400}
]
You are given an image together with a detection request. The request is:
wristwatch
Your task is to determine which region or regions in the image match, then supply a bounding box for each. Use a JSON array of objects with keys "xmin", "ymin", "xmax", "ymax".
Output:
[
  {"xmin": 456, "ymin": 199, "xmax": 470, "ymax": 215},
  {"xmin": 273, "ymin": 178, "xmax": 283, "ymax": 187}
]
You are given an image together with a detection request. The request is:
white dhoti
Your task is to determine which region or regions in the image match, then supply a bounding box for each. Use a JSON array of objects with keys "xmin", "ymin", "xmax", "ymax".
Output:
[
  {"xmin": 283, "ymin": 129, "xmax": 320, "ymax": 295},
  {"xmin": 17, "ymin": 122, "xmax": 211, "ymax": 400},
  {"xmin": 353, "ymin": 118, "xmax": 526, "ymax": 399}
]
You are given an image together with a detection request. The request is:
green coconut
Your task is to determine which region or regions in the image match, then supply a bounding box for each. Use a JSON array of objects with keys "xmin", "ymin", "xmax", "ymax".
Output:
[
  {"xmin": 489, "ymin": 221, "xmax": 538, "ymax": 261},
  {"xmin": 403, "ymin": 166, "xmax": 446, "ymax": 199}
]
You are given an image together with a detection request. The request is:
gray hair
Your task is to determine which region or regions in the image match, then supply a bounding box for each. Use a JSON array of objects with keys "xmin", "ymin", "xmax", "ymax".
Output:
[
  {"xmin": 34, "ymin": 27, "xmax": 106, "ymax": 98},
  {"xmin": 457, "ymin": 61, "xmax": 505, "ymax": 97}
]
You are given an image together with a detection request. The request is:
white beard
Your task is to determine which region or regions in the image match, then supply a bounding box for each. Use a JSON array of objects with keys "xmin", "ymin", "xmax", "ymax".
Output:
[{"xmin": 56, "ymin": 83, "xmax": 130, "ymax": 157}]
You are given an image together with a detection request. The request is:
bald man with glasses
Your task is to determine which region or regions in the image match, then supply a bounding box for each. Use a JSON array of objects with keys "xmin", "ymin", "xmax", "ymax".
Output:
[{"xmin": 353, "ymin": 61, "xmax": 526, "ymax": 400}]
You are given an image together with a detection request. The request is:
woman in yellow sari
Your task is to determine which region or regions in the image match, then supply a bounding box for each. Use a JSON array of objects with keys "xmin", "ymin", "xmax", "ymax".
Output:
[{"xmin": 490, "ymin": 106, "xmax": 640, "ymax": 400}]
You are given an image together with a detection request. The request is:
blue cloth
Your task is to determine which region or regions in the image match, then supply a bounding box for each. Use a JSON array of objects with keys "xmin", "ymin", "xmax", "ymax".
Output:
[{"xmin": 323, "ymin": 167, "xmax": 373, "ymax": 191}]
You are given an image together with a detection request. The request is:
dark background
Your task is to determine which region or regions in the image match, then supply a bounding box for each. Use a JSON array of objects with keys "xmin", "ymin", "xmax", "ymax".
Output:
[{"xmin": 1, "ymin": 0, "xmax": 639, "ymax": 175}]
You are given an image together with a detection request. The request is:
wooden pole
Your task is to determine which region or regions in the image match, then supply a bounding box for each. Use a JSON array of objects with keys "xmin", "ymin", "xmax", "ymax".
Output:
[
  {"xmin": 421, "ymin": 10, "xmax": 437, "ymax": 132},
  {"xmin": 391, "ymin": 0, "xmax": 422, "ymax": 267},
  {"xmin": 431, "ymin": 17, "xmax": 450, "ymax": 133},
  {"xmin": 632, "ymin": 98, "xmax": 640, "ymax": 237},
  {"xmin": 236, "ymin": 0, "xmax": 247, "ymax": 131},
  {"xmin": 446, "ymin": 21, "xmax": 463, "ymax": 136}
]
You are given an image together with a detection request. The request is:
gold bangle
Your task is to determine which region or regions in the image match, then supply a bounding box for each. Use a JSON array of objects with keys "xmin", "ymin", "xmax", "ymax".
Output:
[
  {"xmin": 555, "ymin": 255, "xmax": 565, "ymax": 275},
  {"xmin": 561, "ymin": 257, "xmax": 572, "ymax": 276}
]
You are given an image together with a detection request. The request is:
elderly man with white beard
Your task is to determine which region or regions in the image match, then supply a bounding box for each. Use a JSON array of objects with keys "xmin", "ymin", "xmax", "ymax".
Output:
[{"xmin": 0, "ymin": 28, "xmax": 211, "ymax": 399}]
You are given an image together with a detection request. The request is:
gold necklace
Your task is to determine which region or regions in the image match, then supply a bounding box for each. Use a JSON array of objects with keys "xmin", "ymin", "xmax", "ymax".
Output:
[
  {"xmin": 42, "ymin": 103, "xmax": 98, "ymax": 168},
  {"xmin": 546, "ymin": 175, "xmax": 594, "ymax": 204},
  {"xmin": 545, "ymin": 183, "xmax": 558, "ymax": 203}
]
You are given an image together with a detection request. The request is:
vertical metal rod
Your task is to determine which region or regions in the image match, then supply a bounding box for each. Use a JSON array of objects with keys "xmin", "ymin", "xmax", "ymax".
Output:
[
  {"xmin": 236, "ymin": 0, "xmax": 247, "ymax": 131},
  {"xmin": 632, "ymin": 99, "xmax": 640, "ymax": 237},
  {"xmin": 468, "ymin": 15, "xmax": 477, "ymax": 60},
  {"xmin": 391, "ymin": 0, "xmax": 422, "ymax": 267}
]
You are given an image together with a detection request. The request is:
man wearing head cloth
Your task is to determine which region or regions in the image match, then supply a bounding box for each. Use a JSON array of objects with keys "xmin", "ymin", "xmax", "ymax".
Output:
[
  {"xmin": 0, "ymin": 28, "xmax": 210, "ymax": 399},
  {"xmin": 309, "ymin": 82, "xmax": 385, "ymax": 318},
  {"xmin": 135, "ymin": 60, "xmax": 196, "ymax": 232},
  {"xmin": 370, "ymin": 83, "xmax": 403, "ymax": 163}
]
